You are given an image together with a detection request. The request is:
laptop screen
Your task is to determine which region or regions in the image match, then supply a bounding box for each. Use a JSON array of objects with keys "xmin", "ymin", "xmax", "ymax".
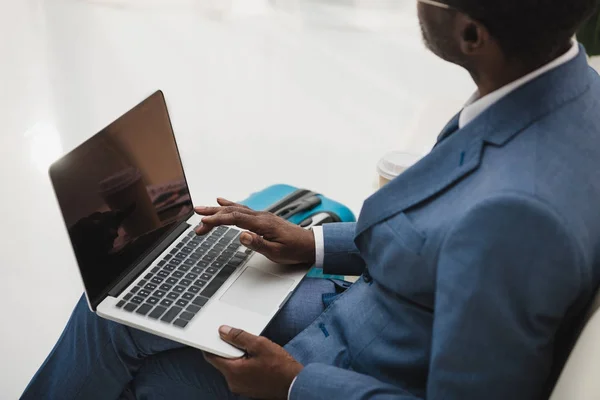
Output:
[{"xmin": 49, "ymin": 91, "xmax": 193, "ymax": 308}]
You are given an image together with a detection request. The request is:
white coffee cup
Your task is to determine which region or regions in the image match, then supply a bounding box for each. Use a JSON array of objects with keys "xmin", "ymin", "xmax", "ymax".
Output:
[{"xmin": 376, "ymin": 151, "xmax": 423, "ymax": 188}]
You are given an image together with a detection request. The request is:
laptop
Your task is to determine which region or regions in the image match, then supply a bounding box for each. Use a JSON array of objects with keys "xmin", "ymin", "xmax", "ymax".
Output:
[{"xmin": 49, "ymin": 90, "xmax": 309, "ymax": 358}]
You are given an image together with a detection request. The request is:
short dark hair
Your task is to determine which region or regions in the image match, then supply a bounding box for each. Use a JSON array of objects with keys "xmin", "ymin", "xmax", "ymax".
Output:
[{"xmin": 446, "ymin": 0, "xmax": 597, "ymax": 61}]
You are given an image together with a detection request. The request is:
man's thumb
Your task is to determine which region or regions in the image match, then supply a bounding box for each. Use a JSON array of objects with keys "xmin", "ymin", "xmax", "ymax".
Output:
[
  {"xmin": 239, "ymin": 232, "xmax": 269, "ymax": 253},
  {"xmin": 219, "ymin": 326, "xmax": 257, "ymax": 352}
]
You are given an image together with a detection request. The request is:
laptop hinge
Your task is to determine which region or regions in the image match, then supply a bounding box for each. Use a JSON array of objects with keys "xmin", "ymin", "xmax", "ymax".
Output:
[{"xmin": 97, "ymin": 222, "xmax": 191, "ymax": 308}]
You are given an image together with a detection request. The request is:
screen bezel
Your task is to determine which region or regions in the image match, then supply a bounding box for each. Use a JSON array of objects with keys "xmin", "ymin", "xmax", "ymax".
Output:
[{"xmin": 48, "ymin": 90, "xmax": 195, "ymax": 310}]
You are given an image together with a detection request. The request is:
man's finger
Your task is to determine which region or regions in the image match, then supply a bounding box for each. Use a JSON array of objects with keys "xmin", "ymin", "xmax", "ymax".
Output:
[
  {"xmin": 201, "ymin": 212, "xmax": 268, "ymax": 233},
  {"xmin": 194, "ymin": 206, "xmax": 222, "ymax": 216},
  {"xmin": 217, "ymin": 198, "xmax": 251, "ymax": 209},
  {"xmin": 219, "ymin": 326, "xmax": 260, "ymax": 353},
  {"xmin": 203, "ymin": 352, "xmax": 238, "ymax": 372}
]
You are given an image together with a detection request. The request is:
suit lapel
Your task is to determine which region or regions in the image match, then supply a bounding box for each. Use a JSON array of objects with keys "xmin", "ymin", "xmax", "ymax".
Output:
[{"xmin": 356, "ymin": 45, "xmax": 593, "ymax": 237}]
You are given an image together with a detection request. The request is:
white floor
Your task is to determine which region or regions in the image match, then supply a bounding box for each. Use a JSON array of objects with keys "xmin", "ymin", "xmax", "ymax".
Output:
[{"xmin": 0, "ymin": 0, "xmax": 474, "ymax": 397}]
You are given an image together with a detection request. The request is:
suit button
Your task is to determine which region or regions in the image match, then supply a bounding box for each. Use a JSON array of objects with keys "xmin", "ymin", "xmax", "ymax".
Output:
[{"xmin": 363, "ymin": 270, "xmax": 372, "ymax": 283}]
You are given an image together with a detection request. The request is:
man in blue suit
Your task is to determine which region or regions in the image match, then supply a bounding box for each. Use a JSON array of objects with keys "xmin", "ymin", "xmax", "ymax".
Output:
[{"xmin": 23, "ymin": 0, "xmax": 600, "ymax": 399}]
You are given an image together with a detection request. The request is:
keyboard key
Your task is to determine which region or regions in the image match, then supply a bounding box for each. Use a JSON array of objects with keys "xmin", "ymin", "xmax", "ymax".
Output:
[
  {"xmin": 213, "ymin": 243, "xmax": 226, "ymax": 251},
  {"xmin": 154, "ymin": 290, "xmax": 167, "ymax": 298},
  {"xmin": 187, "ymin": 304, "xmax": 202, "ymax": 313},
  {"xmin": 188, "ymin": 286, "xmax": 201, "ymax": 294},
  {"xmin": 171, "ymin": 258, "xmax": 182, "ymax": 265},
  {"xmin": 206, "ymin": 267, "xmax": 219, "ymax": 274},
  {"xmin": 200, "ymin": 242, "xmax": 212, "ymax": 249},
  {"xmin": 138, "ymin": 279, "xmax": 148, "ymax": 287},
  {"xmin": 157, "ymin": 270, "xmax": 169, "ymax": 278},
  {"xmin": 188, "ymin": 253, "xmax": 201, "ymax": 261},
  {"xmin": 194, "ymin": 279, "xmax": 206, "ymax": 287},
  {"xmin": 158, "ymin": 260, "xmax": 166, "ymax": 266},
  {"xmin": 173, "ymin": 271, "xmax": 184, "ymax": 278},
  {"xmin": 186, "ymin": 273, "xmax": 198, "ymax": 280},
  {"xmin": 180, "ymin": 279, "xmax": 192, "ymax": 287},
  {"xmin": 182, "ymin": 292, "xmax": 194, "ymax": 300},
  {"xmin": 173, "ymin": 286, "xmax": 185, "ymax": 293},
  {"xmin": 138, "ymin": 289, "xmax": 151, "ymax": 297},
  {"xmin": 245, "ymin": 248, "xmax": 252, "ymax": 254},
  {"xmin": 202, "ymin": 255, "xmax": 215, "ymax": 262},
  {"xmin": 130, "ymin": 286, "xmax": 140, "ymax": 294},
  {"xmin": 176, "ymin": 242, "xmax": 184, "ymax": 249},
  {"xmin": 135, "ymin": 304, "xmax": 153, "ymax": 316},
  {"xmin": 148, "ymin": 306, "xmax": 167, "ymax": 319},
  {"xmin": 167, "ymin": 292, "xmax": 179, "ymax": 300},
  {"xmin": 164, "ymin": 265, "xmax": 176, "ymax": 271},
  {"xmin": 215, "ymin": 256, "xmax": 228, "ymax": 264},
  {"xmin": 181, "ymin": 247, "xmax": 192, "ymax": 254},
  {"xmin": 184, "ymin": 258, "xmax": 196, "ymax": 265},
  {"xmin": 124, "ymin": 293, "xmax": 132, "ymax": 300},
  {"xmin": 161, "ymin": 306, "xmax": 183, "ymax": 323},
  {"xmin": 222, "ymin": 251, "xmax": 234, "ymax": 258},
  {"xmin": 187, "ymin": 231, "xmax": 195, "ymax": 238},
  {"xmin": 179, "ymin": 265, "xmax": 191, "ymax": 272},
  {"xmin": 170, "ymin": 248, "xmax": 179, "ymax": 255},
  {"xmin": 160, "ymin": 299, "xmax": 174, "ymax": 307},
  {"xmin": 166, "ymin": 277, "xmax": 178, "ymax": 285},
  {"xmin": 191, "ymin": 266, "xmax": 203, "ymax": 274},
  {"xmin": 131, "ymin": 296, "xmax": 144, "ymax": 304},
  {"xmin": 174, "ymin": 253, "xmax": 186, "ymax": 261},
  {"xmin": 200, "ymin": 273, "xmax": 212, "ymax": 281},
  {"xmin": 207, "ymin": 250, "xmax": 220, "ymax": 258},
  {"xmin": 144, "ymin": 283, "xmax": 157, "ymax": 290},
  {"xmin": 192, "ymin": 296, "xmax": 209, "ymax": 307},
  {"xmin": 179, "ymin": 311, "xmax": 196, "ymax": 321},
  {"xmin": 116, "ymin": 300, "xmax": 126, "ymax": 308},
  {"xmin": 151, "ymin": 277, "xmax": 164, "ymax": 284},
  {"xmin": 196, "ymin": 261, "xmax": 209, "ymax": 268},
  {"xmin": 159, "ymin": 284, "xmax": 172, "ymax": 291},
  {"xmin": 235, "ymin": 252, "xmax": 248, "ymax": 259},
  {"xmin": 218, "ymin": 238, "xmax": 230, "ymax": 245},
  {"xmin": 146, "ymin": 297, "xmax": 159, "ymax": 305},
  {"xmin": 164, "ymin": 254, "xmax": 172, "ymax": 260},
  {"xmin": 124, "ymin": 303, "xmax": 138, "ymax": 312},
  {"xmin": 152, "ymin": 267, "xmax": 160, "ymax": 273},
  {"xmin": 201, "ymin": 268, "xmax": 235, "ymax": 298},
  {"xmin": 223, "ymin": 229, "xmax": 238, "ymax": 239},
  {"xmin": 173, "ymin": 319, "xmax": 189, "ymax": 328},
  {"xmin": 176, "ymin": 299, "xmax": 189, "ymax": 307},
  {"xmin": 228, "ymin": 258, "xmax": 242, "ymax": 267},
  {"xmin": 144, "ymin": 273, "xmax": 153, "ymax": 280}
]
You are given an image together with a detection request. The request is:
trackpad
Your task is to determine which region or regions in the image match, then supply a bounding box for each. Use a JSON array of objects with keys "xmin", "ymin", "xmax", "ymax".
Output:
[{"xmin": 219, "ymin": 267, "xmax": 294, "ymax": 316}]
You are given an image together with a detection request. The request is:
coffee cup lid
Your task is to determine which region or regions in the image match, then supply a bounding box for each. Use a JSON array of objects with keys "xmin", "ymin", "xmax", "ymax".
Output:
[{"xmin": 377, "ymin": 151, "xmax": 422, "ymax": 180}]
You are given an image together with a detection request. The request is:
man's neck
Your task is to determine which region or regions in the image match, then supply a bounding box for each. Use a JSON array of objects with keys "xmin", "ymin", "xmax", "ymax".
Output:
[{"xmin": 470, "ymin": 42, "xmax": 573, "ymax": 98}]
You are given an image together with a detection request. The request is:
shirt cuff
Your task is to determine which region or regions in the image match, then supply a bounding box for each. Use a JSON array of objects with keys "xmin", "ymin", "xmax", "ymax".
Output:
[
  {"xmin": 288, "ymin": 376, "xmax": 298, "ymax": 400},
  {"xmin": 312, "ymin": 226, "xmax": 325, "ymax": 268}
]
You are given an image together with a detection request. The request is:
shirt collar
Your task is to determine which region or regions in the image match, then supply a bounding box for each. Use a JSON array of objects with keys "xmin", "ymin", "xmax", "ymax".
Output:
[{"xmin": 458, "ymin": 40, "xmax": 580, "ymax": 129}]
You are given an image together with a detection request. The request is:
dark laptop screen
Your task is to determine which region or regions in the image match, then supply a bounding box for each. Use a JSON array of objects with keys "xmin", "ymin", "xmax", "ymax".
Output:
[{"xmin": 49, "ymin": 91, "xmax": 193, "ymax": 307}]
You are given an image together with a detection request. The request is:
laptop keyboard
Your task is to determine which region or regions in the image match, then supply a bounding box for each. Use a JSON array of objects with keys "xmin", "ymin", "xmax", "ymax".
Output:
[{"xmin": 115, "ymin": 226, "xmax": 252, "ymax": 328}]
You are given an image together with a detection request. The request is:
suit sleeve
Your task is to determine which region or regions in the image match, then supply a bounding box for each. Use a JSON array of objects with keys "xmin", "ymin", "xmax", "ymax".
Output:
[
  {"xmin": 321, "ymin": 222, "xmax": 366, "ymax": 276},
  {"xmin": 290, "ymin": 194, "xmax": 584, "ymax": 400}
]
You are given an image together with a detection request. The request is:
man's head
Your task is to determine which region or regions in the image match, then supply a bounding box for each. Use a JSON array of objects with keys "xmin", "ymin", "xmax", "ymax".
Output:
[{"xmin": 418, "ymin": 0, "xmax": 597, "ymax": 73}]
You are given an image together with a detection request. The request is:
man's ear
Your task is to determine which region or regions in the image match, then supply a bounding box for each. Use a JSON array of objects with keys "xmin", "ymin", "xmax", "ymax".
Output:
[{"xmin": 455, "ymin": 14, "xmax": 489, "ymax": 55}]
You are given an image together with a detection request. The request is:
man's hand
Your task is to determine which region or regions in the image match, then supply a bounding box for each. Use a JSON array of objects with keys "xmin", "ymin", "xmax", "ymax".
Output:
[
  {"xmin": 204, "ymin": 326, "xmax": 303, "ymax": 400},
  {"xmin": 195, "ymin": 198, "xmax": 316, "ymax": 265}
]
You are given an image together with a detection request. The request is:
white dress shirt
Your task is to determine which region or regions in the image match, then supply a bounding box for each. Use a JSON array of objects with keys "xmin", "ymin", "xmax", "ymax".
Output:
[{"xmin": 289, "ymin": 40, "xmax": 579, "ymax": 399}]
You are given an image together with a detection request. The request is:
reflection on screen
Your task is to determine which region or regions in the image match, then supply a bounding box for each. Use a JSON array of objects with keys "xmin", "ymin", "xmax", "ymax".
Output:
[{"xmin": 50, "ymin": 91, "xmax": 193, "ymax": 307}]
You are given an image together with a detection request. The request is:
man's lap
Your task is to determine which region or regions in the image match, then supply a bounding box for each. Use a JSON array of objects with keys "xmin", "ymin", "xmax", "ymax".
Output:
[
  {"xmin": 22, "ymin": 277, "xmax": 337, "ymax": 400},
  {"xmin": 124, "ymin": 277, "xmax": 337, "ymax": 399}
]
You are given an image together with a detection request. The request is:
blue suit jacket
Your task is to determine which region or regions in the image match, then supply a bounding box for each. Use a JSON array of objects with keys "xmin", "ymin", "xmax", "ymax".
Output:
[{"xmin": 285, "ymin": 46, "xmax": 600, "ymax": 399}]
